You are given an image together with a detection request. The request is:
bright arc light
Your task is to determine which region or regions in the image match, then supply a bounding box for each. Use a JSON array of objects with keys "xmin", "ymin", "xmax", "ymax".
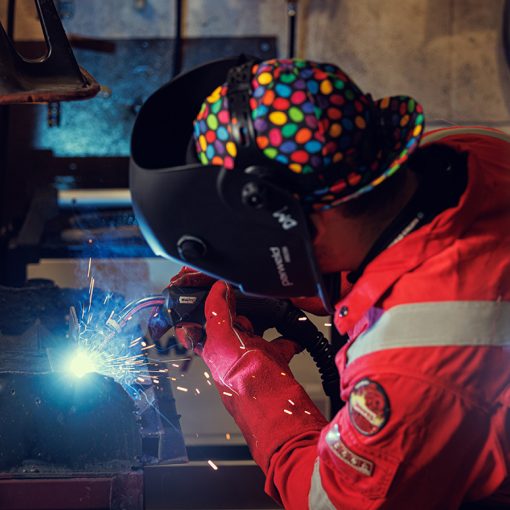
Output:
[{"xmin": 68, "ymin": 349, "xmax": 98, "ymax": 378}]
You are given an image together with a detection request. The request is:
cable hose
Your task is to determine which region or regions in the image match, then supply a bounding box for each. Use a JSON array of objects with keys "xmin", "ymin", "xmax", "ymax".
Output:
[
  {"xmin": 301, "ymin": 333, "xmax": 339, "ymax": 400},
  {"xmin": 268, "ymin": 304, "xmax": 340, "ymax": 405}
]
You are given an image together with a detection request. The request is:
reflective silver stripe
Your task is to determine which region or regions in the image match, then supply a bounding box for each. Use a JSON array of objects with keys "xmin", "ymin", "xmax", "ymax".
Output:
[
  {"xmin": 347, "ymin": 301, "xmax": 510, "ymax": 365},
  {"xmin": 422, "ymin": 126, "xmax": 510, "ymax": 145},
  {"xmin": 309, "ymin": 458, "xmax": 337, "ymax": 510}
]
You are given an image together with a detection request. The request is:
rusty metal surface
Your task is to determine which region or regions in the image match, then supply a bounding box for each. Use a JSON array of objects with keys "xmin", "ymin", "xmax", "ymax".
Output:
[{"xmin": 0, "ymin": 66, "xmax": 100, "ymax": 104}]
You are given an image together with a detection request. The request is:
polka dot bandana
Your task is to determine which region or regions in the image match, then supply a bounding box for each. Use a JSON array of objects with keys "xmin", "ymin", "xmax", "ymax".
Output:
[{"xmin": 193, "ymin": 58, "xmax": 425, "ymax": 209}]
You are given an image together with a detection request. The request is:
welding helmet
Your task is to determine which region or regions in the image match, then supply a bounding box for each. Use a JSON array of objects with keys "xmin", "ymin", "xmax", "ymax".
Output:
[{"xmin": 130, "ymin": 56, "xmax": 424, "ymax": 310}]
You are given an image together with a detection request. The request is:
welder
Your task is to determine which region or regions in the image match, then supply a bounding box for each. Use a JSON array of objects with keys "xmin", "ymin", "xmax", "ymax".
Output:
[{"xmin": 130, "ymin": 57, "xmax": 510, "ymax": 509}]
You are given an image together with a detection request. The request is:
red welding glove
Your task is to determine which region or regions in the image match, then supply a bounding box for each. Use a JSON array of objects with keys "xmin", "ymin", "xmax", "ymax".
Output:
[
  {"xmin": 167, "ymin": 265, "xmax": 216, "ymax": 288},
  {"xmin": 199, "ymin": 280, "xmax": 328, "ymax": 471}
]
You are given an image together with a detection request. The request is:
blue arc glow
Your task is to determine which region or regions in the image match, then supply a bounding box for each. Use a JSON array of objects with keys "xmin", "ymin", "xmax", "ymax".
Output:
[{"xmin": 67, "ymin": 349, "xmax": 99, "ymax": 378}]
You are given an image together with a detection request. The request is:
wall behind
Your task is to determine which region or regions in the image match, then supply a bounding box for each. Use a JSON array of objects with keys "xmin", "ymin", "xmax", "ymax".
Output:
[{"xmin": 1, "ymin": 0, "xmax": 508, "ymax": 130}]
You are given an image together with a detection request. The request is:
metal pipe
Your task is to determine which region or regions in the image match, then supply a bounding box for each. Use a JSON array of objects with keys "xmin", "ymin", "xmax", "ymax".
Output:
[
  {"xmin": 172, "ymin": 0, "xmax": 183, "ymax": 77},
  {"xmin": 287, "ymin": 1, "xmax": 297, "ymax": 58},
  {"xmin": 0, "ymin": 0, "xmax": 16, "ymax": 278},
  {"xmin": 7, "ymin": 0, "xmax": 16, "ymax": 38},
  {"xmin": 58, "ymin": 188, "xmax": 132, "ymax": 209}
]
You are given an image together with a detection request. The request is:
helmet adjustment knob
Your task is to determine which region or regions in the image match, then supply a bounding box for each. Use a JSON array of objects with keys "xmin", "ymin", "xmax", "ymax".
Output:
[
  {"xmin": 177, "ymin": 236, "xmax": 207, "ymax": 261},
  {"xmin": 242, "ymin": 181, "xmax": 267, "ymax": 209}
]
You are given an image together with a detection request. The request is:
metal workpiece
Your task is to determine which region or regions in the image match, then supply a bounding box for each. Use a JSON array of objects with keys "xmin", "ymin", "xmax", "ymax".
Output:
[{"xmin": 0, "ymin": 371, "xmax": 142, "ymax": 472}]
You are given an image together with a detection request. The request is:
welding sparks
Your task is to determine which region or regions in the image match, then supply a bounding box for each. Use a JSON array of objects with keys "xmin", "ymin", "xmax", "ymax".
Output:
[
  {"xmin": 208, "ymin": 460, "xmax": 219, "ymax": 471},
  {"xmin": 68, "ymin": 280, "xmax": 157, "ymax": 392},
  {"xmin": 288, "ymin": 399, "xmax": 295, "ymax": 406},
  {"xmin": 304, "ymin": 411, "xmax": 311, "ymax": 415},
  {"xmin": 298, "ymin": 316, "xmax": 308, "ymax": 321},
  {"xmin": 63, "ymin": 261, "xmax": 200, "ymax": 416},
  {"xmin": 283, "ymin": 409, "xmax": 293, "ymax": 415},
  {"xmin": 88, "ymin": 277, "xmax": 95, "ymax": 312},
  {"xmin": 129, "ymin": 338, "xmax": 142, "ymax": 348}
]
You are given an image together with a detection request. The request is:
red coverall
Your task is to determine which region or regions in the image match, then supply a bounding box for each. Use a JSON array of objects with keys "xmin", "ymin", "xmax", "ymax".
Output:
[{"xmin": 203, "ymin": 126, "xmax": 510, "ymax": 509}]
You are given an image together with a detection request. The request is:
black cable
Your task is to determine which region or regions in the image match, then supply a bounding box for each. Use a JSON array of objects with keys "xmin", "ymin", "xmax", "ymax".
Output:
[
  {"xmin": 266, "ymin": 303, "xmax": 341, "ymax": 417},
  {"xmin": 172, "ymin": 0, "xmax": 183, "ymax": 78}
]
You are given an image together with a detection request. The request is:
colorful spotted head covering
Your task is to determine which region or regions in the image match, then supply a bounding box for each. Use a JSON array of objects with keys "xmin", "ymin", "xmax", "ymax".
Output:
[{"xmin": 193, "ymin": 58, "xmax": 425, "ymax": 210}]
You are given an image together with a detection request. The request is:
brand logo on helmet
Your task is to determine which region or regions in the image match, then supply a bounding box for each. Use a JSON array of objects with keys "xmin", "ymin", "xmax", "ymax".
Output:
[
  {"xmin": 272, "ymin": 207, "xmax": 298, "ymax": 230},
  {"xmin": 270, "ymin": 246, "xmax": 294, "ymax": 287}
]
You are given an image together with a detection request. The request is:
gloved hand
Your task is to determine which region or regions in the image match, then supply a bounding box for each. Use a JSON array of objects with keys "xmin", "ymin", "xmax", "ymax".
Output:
[
  {"xmin": 202, "ymin": 280, "xmax": 303, "ymax": 379},
  {"xmin": 167, "ymin": 265, "xmax": 216, "ymax": 288},
  {"xmin": 198, "ymin": 280, "xmax": 328, "ymax": 471}
]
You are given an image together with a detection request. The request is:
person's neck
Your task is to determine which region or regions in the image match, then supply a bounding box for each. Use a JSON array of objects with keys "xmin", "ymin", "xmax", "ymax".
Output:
[{"xmin": 318, "ymin": 170, "xmax": 420, "ymax": 273}]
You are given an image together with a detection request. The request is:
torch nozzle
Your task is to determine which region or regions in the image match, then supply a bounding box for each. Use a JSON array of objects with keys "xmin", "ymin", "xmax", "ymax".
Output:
[{"xmin": 106, "ymin": 295, "xmax": 166, "ymax": 334}]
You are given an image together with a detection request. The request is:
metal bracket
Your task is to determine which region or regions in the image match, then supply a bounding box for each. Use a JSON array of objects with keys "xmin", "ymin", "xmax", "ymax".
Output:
[{"xmin": 0, "ymin": 0, "xmax": 99, "ymax": 104}]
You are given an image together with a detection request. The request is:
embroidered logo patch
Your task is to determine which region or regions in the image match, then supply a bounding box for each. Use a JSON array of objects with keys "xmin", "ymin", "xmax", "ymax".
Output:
[
  {"xmin": 325, "ymin": 424, "xmax": 374, "ymax": 476},
  {"xmin": 348, "ymin": 379, "xmax": 390, "ymax": 436}
]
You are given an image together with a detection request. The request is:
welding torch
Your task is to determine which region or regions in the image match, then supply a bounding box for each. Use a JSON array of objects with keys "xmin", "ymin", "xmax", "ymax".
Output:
[{"xmin": 106, "ymin": 287, "xmax": 339, "ymax": 402}]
